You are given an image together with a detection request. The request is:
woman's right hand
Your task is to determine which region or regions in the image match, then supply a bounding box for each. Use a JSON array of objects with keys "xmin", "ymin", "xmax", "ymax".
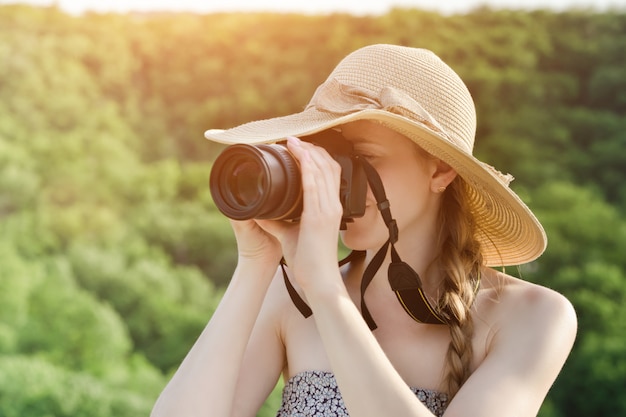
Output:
[{"xmin": 230, "ymin": 218, "xmax": 283, "ymax": 268}]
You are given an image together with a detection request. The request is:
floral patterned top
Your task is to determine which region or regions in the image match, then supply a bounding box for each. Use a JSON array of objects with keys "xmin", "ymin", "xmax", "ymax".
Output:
[{"xmin": 276, "ymin": 370, "xmax": 448, "ymax": 417}]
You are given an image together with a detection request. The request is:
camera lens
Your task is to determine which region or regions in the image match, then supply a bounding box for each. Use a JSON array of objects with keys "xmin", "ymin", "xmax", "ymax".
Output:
[
  {"xmin": 209, "ymin": 144, "xmax": 302, "ymax": 220},
  {"xmin": 228, "ymin": 160, "xmax": 264, "ymax": 207}
]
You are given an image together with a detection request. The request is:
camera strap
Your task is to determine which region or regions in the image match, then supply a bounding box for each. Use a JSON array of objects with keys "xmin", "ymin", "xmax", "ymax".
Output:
[
  {"xmin": 281, "ymin": 157, "xmax": 451, "ymax": 329},
  {"xmin": 358, "ymin": 158, "xmax": 449, "ymax": 329}
]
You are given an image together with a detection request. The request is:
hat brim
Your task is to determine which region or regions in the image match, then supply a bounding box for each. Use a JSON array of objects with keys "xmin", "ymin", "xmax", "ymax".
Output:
[{"xmin": 205, "ymin": 108, "xmax": 547, "ymax": 267}]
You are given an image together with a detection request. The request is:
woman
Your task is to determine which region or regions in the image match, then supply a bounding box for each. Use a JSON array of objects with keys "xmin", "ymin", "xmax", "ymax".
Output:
[{"xmin": 151, "ymin": 44, "xmax": 577, "ymax": 417}]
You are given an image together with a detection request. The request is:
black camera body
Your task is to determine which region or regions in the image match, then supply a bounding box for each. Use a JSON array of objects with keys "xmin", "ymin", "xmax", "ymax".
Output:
[{"xmin": 209, "ymin": 130, "xmax": 368, "ymax": 222}]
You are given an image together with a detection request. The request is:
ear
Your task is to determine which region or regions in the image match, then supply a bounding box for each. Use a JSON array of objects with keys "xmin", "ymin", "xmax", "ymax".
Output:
[{"xmin": 430, "ymin": 159, "xmax": 457, "ymax": 193}]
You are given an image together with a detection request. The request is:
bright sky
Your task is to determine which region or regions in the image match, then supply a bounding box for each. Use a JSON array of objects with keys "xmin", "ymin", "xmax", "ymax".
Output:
[{"xmin": 2, "ymin": 0, "xmax": 625, "ymax": 15}]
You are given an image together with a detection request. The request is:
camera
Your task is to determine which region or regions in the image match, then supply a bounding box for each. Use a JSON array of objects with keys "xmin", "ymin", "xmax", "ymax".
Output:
[{"xmin": 209, "ymin": 130, "xmax": 368, "ymax": 222}]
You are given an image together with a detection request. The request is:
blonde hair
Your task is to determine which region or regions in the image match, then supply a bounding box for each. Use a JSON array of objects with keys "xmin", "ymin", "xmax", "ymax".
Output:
[{"xmin": 435, "ymin": 177, "xmax": 483, "ymax": 399}]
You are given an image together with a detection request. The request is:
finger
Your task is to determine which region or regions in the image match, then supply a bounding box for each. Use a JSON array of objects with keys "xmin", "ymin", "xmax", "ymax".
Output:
[
  {"xmin": 255, "ymin": 218, "xmax": 287, "ymax": 240},
  {"xmin": 287, "ymin": 138, "xmax": 341, "ymax": 214},
  {"xmin": 305, "ymin": 144, "xmax": 342, "ymax": 207},
  {"xmin": 229, "ymin": 218, "xmax": 260, "ymax": 236},
  {"xmin": 256, "ymin": 218, "xmax": 298, "ymax": 262},
  {"xmin": 286, "ymin": 138, "xmax": 318, "ymax": 213}
]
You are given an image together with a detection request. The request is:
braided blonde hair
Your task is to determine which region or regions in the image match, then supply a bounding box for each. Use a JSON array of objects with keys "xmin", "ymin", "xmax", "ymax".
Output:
[{"xmin": 435, "ymin": 177, "xmax": 483, "ymax": 399}]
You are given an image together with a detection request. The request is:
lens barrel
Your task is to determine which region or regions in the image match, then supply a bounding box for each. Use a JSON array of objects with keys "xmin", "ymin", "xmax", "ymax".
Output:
[
  {"xmin": 210, "ymin": 131, "xmax": 368, "ymax": 223},
  {"xmin": 209, "ymin": 144, "xmax": 302, "ymax": 220}
]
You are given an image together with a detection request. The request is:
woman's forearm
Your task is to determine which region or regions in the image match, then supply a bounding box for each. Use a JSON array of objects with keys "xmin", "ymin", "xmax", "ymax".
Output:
[
  {"xmin": 150, "ymin": 260, "xmax": 277, "ymax": 417},
  {"xmin": 306, "ymin": 276, "xmax": 433, "ymax": 417}
]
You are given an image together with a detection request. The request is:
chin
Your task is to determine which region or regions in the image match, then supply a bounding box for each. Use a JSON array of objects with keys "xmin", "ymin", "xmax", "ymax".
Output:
[{"xmin": 340, "ymin": 221, "xmax": 388, "ymax": 252}]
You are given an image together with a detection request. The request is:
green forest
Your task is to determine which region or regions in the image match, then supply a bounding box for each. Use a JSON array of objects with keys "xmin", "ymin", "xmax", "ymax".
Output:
[{"xmin": 0, "ymin": 4, "xmax": 625, "ymax": 416}]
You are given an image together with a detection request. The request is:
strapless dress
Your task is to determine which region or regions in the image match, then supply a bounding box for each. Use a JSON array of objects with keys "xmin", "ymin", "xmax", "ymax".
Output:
[{"xmin": 276, "ymin": 370, "xmax": 448, "ymax": 416}]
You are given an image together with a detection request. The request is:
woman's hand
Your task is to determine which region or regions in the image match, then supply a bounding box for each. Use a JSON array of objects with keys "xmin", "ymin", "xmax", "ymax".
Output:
[
  {"xmin": 257, "ymin": 136, "xmax": 344, "ymax": 290},
  {"xmin": 230, "ymin": 218, "xmax": 283, "ymax": 269}
]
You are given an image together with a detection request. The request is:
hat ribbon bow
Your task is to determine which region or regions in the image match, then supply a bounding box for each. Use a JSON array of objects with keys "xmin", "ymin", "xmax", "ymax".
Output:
[{"xmin": 307, "ymin": 77, "xmax": 449, "ymax": 138}]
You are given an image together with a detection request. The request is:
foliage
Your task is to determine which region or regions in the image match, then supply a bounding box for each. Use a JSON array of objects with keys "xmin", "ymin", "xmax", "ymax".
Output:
[
  {"xmin": 0, "ymin": 355, "xmax": 154, "ymax": 417},
  {"xmin": 0, "ymin": 4, "xmax": 624, "ymax": 416},
  {"xmin": 526, "ymin": 182, "xmax": 626, "ymax": 416}
]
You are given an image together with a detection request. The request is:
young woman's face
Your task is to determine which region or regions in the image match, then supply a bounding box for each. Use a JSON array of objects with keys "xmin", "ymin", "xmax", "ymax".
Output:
[{"xmin": 338, "ymin": 120, "xmax": 441, "ymax": 252}]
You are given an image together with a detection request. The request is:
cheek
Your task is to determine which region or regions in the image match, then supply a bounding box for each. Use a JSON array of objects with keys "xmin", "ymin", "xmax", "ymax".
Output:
[
  {"xmin": 340, "ymin": 156, "xmax": 430, "ymax": 250},
  {"xmin": 383, "ymin": 168, "xmax": 431, "ymax": 225},
  {"xmin": 384, "ymin": 163, "xmax": 423, "ymax": 196}
]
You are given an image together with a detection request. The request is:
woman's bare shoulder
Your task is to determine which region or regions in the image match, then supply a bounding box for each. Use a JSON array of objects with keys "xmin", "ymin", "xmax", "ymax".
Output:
[
  {"xmin": 449, "ymin": 268, "xmax": 578, "ymax": 415},
  {"xmin": 480, "ymin": 268, "xmax": 577, "ymax": 328},
  {"xmin": 476, "ymin": 267, "xmax": 577, "ymax": 368}
]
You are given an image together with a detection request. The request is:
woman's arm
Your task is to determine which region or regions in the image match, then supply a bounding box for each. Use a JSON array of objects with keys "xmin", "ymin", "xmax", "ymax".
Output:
[
  {"xmin": 151, "ymin": 218, "xmax": 285, "ymax": 417},
  {"xmin": 304, "ymin": 274, "xmax": 577, "ymax": 417},
  {"xmin": 150, "ymin": 259, "xmax": 278, "ymax": 417},
  {"xmin": 444, "ymin": 283, "xmax": 577, "ymax": 417},
  {"xmin": 303, "ymin": 274, "xmax": 435, "ymax": 416},
  {"xmin": 276, "ymin": 138, "xmax": 431, "ymax": 415}
]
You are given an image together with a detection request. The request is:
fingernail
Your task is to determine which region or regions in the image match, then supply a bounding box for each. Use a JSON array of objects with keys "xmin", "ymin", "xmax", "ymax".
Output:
[{"xmin": 286, "ymin": 136, "xmax": 301, "ymax": 146}]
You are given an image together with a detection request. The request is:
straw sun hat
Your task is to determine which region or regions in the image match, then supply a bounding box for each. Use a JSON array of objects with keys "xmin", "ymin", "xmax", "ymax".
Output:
[{"xmin": 205, "ymin": 44, "xmax": 547, "ymax": 267}]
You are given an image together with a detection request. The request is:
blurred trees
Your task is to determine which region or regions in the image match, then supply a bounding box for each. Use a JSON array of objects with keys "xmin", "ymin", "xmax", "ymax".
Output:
[{"xmin": 0, "ymin": 4, "xmax": 624, "ymax": 416}]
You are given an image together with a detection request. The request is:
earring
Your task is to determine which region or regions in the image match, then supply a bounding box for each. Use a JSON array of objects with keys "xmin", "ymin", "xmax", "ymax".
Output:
[{"xmin": 437, "ymin": 186, "xmax": 446, "ymax": 193}]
